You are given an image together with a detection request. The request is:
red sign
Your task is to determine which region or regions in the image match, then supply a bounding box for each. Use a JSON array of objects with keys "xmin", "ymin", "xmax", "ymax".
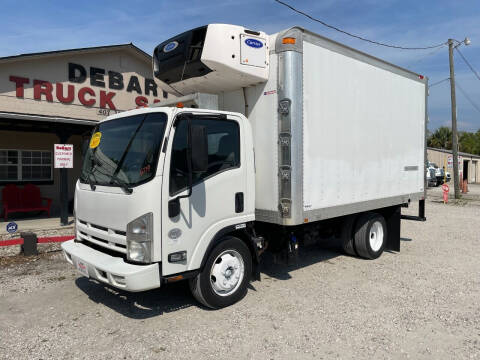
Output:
[{"xmin": 8, "ymin": 63, "xmax": 164, "ymax": 111}]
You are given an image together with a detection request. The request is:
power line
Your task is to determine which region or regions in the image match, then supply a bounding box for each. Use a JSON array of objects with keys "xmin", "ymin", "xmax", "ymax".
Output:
[
  {"xmin": 455, "ymin": 47, "xmax": 480, "ymax": 82},
  {"xmin": 455, "ymin": 80, "xmax": 480, "ymax": 114},
  {"xmin": 428, "ymin": 77, "xmax": 450, "ymax": 88},
  {"xmin": 407, "ymin": 45, "xmax": 446, "ymax": 67},
  {"xmin": 274, "ymin": 0, "xmax": 447, "ymax": 50}
]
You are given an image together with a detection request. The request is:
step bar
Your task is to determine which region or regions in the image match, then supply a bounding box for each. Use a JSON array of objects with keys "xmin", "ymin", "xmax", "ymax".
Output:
[{"xmin": 401, "ymin": 199, "xmax": 426, "ymax": 222}]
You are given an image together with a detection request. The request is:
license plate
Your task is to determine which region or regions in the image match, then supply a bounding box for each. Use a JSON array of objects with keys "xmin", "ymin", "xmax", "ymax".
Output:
[{"xmin": 76, "ymin": 260, "xmax": 89, "ymax": 277}]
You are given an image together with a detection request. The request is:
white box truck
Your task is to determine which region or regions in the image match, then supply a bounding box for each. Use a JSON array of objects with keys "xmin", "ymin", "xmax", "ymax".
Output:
[{"xmin": 62, "ymin": 24, "xmax": 427, "ymax": 308}]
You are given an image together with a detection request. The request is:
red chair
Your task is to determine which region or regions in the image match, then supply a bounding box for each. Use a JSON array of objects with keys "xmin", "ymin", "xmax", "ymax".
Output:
[
  {"xmin": 2, "ymin": 184, "xmax": 20, "ymax": 221},
  {"xmin": 2, "ymin": 184, "xmax": 52, "ymax": 220}
]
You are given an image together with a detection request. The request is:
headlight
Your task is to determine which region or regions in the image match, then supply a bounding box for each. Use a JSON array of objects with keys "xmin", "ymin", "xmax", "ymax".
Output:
[{"xmin": 126, "ymin": 213, "xmax": 153, "ymax": 263}]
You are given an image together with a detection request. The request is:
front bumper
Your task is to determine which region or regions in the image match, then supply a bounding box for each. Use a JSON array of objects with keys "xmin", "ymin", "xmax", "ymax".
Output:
[{"xmin": 61, "ymin": 240, "xmax": 161, "ymax": 292}]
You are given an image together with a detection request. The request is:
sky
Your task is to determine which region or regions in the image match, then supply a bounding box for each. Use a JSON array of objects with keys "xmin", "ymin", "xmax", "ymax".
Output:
[{"xmin": 1, "ymin": 0, "xmax": 479, "ymax": 132}]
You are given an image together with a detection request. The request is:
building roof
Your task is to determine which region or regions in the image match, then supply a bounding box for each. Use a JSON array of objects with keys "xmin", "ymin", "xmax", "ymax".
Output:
[
  {"xmin": 0, "ymin": 43, "xmax": 151, "ymax": 64},
  {"xmin": 427, "ymin": 147, "xmax": 480, "ymax": 159}
]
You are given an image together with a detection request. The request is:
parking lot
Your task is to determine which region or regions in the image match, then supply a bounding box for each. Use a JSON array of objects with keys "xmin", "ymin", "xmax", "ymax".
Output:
[{"xmin": 1, "ymin": 188, "xmax": 479, "ymax": 359}]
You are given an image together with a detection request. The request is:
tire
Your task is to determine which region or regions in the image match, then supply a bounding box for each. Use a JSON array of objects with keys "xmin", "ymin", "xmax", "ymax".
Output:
[
  {"xmin": 340, "ymin": 215, "xmax": 357, "ymax": 256},
  {"xmin": 189, "ymin": 236, "xmax": 252, "ymax": 309},
  {"xmin": 354, "ymin": 212, "xmax": 387, "ymax": 260}
]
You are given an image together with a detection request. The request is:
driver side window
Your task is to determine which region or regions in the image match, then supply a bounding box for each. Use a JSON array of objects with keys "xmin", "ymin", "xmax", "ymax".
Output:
[{"xmin": 169, "ymin": 117, "xmax": 240, "ymax": 195}]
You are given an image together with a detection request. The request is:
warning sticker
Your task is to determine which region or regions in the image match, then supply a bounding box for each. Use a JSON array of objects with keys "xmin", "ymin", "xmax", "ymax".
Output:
[{"xmin": 89, "ymin": 132, "xmax": 102, "ymax": 149}]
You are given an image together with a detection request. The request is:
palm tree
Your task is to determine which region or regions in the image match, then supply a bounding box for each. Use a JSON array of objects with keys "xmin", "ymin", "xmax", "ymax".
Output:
[{"xmin": 427, "ymin": 127, "xmax": 452, "ymax": 149}]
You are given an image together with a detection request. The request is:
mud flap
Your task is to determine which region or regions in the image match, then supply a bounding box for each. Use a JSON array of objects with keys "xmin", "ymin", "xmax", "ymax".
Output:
[
  {"xmin": 385, "ymin": 206, "xmax": 401, "ymax": 252},
  {"xmin": 250, "ymin": 235, "xmax": 265, "ymax": 281},
  {"xmin": 252, "ymin": 262, "xmax": 261, "ymax": 281}
]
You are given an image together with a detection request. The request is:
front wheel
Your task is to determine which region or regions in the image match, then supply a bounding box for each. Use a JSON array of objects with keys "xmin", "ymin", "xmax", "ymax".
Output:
[{"xmin": 189, "ymin": 236, "xmax": 252, "ymax": 309}]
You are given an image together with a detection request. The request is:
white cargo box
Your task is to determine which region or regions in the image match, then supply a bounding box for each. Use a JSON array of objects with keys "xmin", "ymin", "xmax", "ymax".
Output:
[{"xmin": 220, "ymin": 27, "xmax": 427, "ymax": 225}]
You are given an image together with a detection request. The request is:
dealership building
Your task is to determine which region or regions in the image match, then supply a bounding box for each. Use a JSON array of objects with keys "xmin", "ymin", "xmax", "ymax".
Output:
[{"xmin": 0, "ymin": 44, "xmax": 170, "ymax": 221}]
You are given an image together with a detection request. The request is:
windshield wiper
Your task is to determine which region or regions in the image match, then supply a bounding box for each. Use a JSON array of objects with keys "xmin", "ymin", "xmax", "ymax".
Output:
[
  {"xmin": 111, "ymin": 115, "xmax": 147, "ymax": 180},
  {"xmin": 85, "ymin": 153, "xmax": 132, "ymax": 194},
  {"xmin": 109, "ymin": 175, "xmax": 133, "ymax": 194},
  {"xmin": 81, "ymin": 173, "xmax": 96, "ymax": 191},
  {"xmin": 80, "ymin": 160, "xmax": 97, "ymax": 191},
  {"xmin": 84, "ymin": 153, "xmax": 103, "ymax": 191},
  {"xmin": 106, "ymin": 117, "xmax": 148, "ymax": 195}
]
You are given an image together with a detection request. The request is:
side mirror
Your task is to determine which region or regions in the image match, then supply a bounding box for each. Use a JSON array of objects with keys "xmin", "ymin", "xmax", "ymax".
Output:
[
  {"xmin": 190, "ymin": 124, "xmax": 208, "ymax": 173},
  {"xmin": 168, "ymin": 198, "xmax": 180, "ymax": 218}
]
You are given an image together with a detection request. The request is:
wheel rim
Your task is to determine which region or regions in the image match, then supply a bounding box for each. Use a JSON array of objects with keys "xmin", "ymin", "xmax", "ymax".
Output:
[
  {"xmin": 369, "ymin": 221, "xmax": 384, "ymax": 252},
  {"xmin": 210, "ymin": 250, "xmax": 245, "ymax": 297}
]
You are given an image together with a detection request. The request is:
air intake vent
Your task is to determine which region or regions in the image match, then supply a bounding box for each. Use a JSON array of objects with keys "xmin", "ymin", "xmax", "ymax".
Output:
[{"xmin": 153, "ymin": 25, "xmax": 212, "ymax": 85}]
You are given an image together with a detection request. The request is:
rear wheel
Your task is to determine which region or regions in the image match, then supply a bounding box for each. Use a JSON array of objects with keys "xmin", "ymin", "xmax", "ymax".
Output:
[
  {"xmin": 189, "ymin": 236, "xmax": 252, "ymax": 309},
  {"xmin": 354, "ymin": 212, "xmax": 387, "ymax": 259}
]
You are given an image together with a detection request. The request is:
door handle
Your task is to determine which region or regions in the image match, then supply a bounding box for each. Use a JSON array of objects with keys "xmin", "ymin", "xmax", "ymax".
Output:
[{"xmin": 235, "ymin": 192, "xmax": 244, "ymax": 213}]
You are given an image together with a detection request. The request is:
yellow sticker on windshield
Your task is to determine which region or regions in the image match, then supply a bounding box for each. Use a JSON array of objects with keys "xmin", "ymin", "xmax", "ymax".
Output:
[{"xmin": 89, "ymin": 132, "xmax": 102, "ymax": 149}]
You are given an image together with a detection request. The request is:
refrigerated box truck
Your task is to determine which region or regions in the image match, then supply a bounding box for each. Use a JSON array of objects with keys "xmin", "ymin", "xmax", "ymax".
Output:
[{"xmin": 62, "ymin": 24, "xmax": 427, "ymax": 308}]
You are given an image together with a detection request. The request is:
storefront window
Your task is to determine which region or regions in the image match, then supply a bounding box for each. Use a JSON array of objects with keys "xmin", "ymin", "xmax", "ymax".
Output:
[{"xmin": 0, "ymin": 149, "xmax": 52, "ymax": 182}]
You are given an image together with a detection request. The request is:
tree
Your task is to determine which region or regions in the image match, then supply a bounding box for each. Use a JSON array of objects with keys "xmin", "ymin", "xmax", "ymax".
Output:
[
  {"xmin": 427, "ymin": 127, "xmax": 452, "ymax": 149},
  {"xmin": 428, "ymin": 126, "xmax": 480, "ymax": 155},
  {"xmin": 459, "ymin": 132, "xmax": 478, "ymax": 154}
]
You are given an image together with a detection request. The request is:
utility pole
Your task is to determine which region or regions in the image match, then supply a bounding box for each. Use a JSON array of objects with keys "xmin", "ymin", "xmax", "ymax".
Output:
[{"xmin": 448, "ymin": 39, "xmax": 461, "ymax": 199}]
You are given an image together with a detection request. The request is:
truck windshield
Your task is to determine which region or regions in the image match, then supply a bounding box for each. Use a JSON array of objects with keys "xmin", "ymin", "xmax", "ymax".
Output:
[{"xmin": 80, "ymin": 112, "xmax": 167, "ymax": 188}]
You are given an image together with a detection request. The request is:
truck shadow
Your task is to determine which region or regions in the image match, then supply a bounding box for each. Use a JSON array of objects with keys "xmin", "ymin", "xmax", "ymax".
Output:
[
  {"xmin": 259, "ymin": 242, "xmax": 342, "ymax": 281},
  {"xmin": 75, "ymin": 277, "xmax": 198, "ymax": 319},
  {"xmin": 75, "ymin": 241, "xmax": 343, "ymax": 319}
]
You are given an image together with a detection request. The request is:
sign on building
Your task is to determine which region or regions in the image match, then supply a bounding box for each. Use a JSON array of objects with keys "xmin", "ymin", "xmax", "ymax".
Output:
[
  {"xmin": 54, "ymin": 144, "xmax": 73, "ymax": 168},
  {"xmin": 447, "ymin": 155, "xmax": 462, "ymax": 169}
]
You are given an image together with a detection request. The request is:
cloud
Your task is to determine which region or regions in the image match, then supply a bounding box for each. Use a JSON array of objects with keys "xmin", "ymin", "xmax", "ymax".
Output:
[{"xmin": 1, "ymin": 0, "xmax": 479, "ymax": 131}]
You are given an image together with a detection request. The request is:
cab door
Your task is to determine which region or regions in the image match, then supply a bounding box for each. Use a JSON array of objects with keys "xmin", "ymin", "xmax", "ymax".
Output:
[{"xmin": 161, "ymin": 113, "xmax": 249, "ymax": 276}]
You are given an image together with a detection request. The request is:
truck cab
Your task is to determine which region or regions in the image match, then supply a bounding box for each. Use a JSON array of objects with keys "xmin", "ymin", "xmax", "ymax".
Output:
[
  {"xmin": 427, "ymin": 161, "xmax": 445, "ymax": 186},
  {"xmin": 63, "ymin": 106, "xmax": 257, "ymax": 308}
]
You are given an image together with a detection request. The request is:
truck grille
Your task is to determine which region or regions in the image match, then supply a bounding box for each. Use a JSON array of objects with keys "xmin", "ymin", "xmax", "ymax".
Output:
[{"xmin": 77, "ymin": 219, "xmax": 127, "ymax": 254}]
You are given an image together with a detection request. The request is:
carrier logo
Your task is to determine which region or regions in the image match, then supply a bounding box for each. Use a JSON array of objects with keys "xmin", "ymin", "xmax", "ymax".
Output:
[
  {"xmin": 245, "ymin": 38, "xmax": 263, "ymax": 48},
  {"xmin": 163, "ymin": 41, "xmax": 179, "ymax": 53}
]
